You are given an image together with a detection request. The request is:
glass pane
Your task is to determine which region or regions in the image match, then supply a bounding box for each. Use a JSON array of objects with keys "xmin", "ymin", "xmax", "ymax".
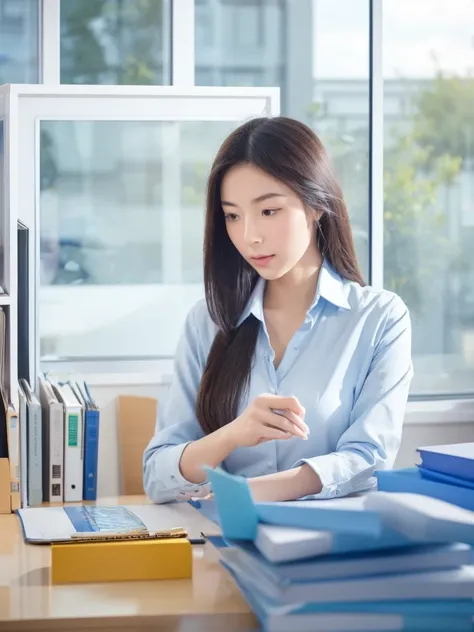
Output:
[
  {"xmin": 384, "ymin": 0, "xmax": 474, "ymax": 396},
  {"xmin": 60, "ymin": 0, "xmax": 171, "ymax": 85},
  {"xmin": 0, "ymin": 0, "xmax": 39, "ymax": 83},
  {"xmin": 39, "ymin": 120, "xmax": 235, "ymax": 359},
  {"xmin": 195, "ymin": 0, "xmax": 370, "ymax": 278}
]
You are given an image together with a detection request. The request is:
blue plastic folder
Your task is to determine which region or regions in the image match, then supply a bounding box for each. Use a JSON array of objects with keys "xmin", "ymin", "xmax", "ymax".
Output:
[
  {"xmin": 417, "ymin": 465, "xmax": 474, "ymax": 490},
  {"xmin": 376, "ymin": 468, "xmax": 474, "ymax": 512},
  {"xmin": 417, "ymin": 443, "xmax": 474, "ymax": 483},
  {"xmin": 190, "ymin": 495, "xmax": 420, "ymax": 556},
  {"xmin": 204, "ymin": 466, "xmax": 383, "ymax": 540}
]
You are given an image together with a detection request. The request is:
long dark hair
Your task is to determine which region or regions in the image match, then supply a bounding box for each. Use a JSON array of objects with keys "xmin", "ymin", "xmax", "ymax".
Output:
[{"xmin": 196, "ymin": 116, "xmax": 364, "ymax": 435}]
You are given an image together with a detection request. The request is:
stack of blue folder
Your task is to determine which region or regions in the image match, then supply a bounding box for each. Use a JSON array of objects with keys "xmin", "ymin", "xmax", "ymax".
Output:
[
  {"xmin": 198, "ymin": 466, "xmax": 474, "ymax": 632},
  {"xmin": 376, "ymin": 442, "xmax": 474, "ymax": 512}
]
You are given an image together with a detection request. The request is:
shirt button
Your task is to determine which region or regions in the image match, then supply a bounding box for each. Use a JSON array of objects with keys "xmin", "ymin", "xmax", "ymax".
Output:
[{"xmin": 335, "ymin": 489, "xmax": 341, "ymax": 496}]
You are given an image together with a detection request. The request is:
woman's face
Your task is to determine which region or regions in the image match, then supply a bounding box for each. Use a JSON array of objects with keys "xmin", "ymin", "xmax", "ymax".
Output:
[{"xmin": 221, "ymin": 163, "xmax": 319, "ymax": 280}]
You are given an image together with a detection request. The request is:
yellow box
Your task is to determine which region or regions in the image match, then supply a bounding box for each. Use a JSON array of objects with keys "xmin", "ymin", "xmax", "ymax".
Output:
[{"xmin": 51, "ymin": 537, "xmax": 192, "ymax": 584}]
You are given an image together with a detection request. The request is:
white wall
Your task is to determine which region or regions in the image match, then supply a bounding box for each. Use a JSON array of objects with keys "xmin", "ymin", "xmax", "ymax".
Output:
[{"xmin": 90, "ymin": 380, "xmax": 474, "ymax": 498}]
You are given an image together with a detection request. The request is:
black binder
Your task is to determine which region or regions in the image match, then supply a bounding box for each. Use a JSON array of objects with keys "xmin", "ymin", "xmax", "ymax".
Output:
[{"xmin": 18, "ymin": 221, "xmax": 29, "ymax": 383}]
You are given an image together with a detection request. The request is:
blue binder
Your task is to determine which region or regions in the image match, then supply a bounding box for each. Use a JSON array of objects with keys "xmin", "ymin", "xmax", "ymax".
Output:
[
  {"xmin": 417, "ymin": 443, "xmax": 474, "ymax": 482},
  {"xmin": 417, "ymin": 465, "xmax": 474, "ymax": 490},
  {"xmin": 75, "ymin": 382, "xmax": 100, "ymax": 501},
  {"xmin": 376, "ymin": 468, "xmax": 474, "ymax": 512},
  {"xmin": 82, "ymin": 408, "xmax": 99, "ymax": 500}
]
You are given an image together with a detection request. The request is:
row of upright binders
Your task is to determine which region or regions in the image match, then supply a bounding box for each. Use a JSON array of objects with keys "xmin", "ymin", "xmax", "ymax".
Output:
[{"xmin": 16, "ymin": 376, "xmax": 100, "ymax": 508}]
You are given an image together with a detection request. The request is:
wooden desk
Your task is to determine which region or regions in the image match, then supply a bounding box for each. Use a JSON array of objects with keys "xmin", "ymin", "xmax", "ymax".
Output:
[{"xmin": 0, "ymin": 496, "xmax": 258, "ymax": 631}]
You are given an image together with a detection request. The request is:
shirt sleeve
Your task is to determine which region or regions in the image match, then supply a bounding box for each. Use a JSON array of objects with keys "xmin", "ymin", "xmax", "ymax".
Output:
[
  {"xmin": 143, "ymin": 304, "xmax": 211, "ymax": 504},
  {"xmin": 295, "ymin": 294, "xmax": 413, "ymax": 499}
]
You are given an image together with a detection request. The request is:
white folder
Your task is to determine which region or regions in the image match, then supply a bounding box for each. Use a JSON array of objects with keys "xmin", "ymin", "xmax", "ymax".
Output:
[
  {"xmin": 19, "ymin": 379, "xmax": 42, "ymax": 507},
  {"xmin": 54, "ymin": 383, "xmax": 83, "ymax": 502},
  {"xmin": 39, "ymin": 378, "xmax": 64, "ymax": 502}
]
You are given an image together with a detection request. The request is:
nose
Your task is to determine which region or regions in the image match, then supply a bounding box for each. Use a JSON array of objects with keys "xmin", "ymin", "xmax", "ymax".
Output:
[{"xmin": 243, "ymin": 217, "xmax": 263, "ymax": 245}]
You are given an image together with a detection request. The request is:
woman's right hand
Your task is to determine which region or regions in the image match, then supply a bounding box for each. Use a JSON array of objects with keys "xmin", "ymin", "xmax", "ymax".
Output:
[{"xmin": 225, "ymin": 394, "xmax": 309, "ymax": 449}]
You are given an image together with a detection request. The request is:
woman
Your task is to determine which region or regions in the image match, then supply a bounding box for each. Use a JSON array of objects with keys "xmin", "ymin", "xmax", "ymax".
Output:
[{"xmin": 143, "ymin": 116, "xmax": 413, "ymax": 504}]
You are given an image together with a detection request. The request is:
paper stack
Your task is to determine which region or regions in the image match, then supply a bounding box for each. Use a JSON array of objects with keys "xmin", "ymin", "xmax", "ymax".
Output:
[
  {"xmin": 203, "ymin": 467, "xmax": 474, "ymax": 632},
  {"xmin": 376, "ymin": 443, "xmax": 474, "ymax": 512}
]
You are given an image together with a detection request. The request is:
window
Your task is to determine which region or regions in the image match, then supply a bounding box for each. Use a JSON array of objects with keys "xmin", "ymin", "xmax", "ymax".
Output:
[
  {"xmin": 5, "ymin": 0, "xmax": 474, "ymax": 401},
  {"xmin": 39, "ymin": 118, "xmax": 238, "ymax": 359},
  {"xmin": 384, "ymin": 0, "xmax": 474, "ymax": 396},
  {"xmin": 195, "ymin": 0, "xmax": 371, "ymax": 278},
  {"xmin": 0, "ymin": 0, "xmax": 39, "ymax": 83},
  {"xmin": 60, "ymin": 0, "xmax": 171, "ymax": 85},
  {"xmin": 12, "ymin": 88, "xmax": 278, "ymax": 366}
]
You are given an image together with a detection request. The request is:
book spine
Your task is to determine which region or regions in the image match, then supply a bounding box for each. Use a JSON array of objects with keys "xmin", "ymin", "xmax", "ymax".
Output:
[
  {"xmin": 83, "ymin": 410, "xmax": 99, "ymax": 501},
  {"xmin": 28, "ymin": 404, "xmax": 42, "ymax": 506}
]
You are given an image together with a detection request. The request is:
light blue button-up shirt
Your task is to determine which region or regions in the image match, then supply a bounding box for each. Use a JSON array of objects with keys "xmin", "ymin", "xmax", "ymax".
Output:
[{"xmin": 143, "ymin": 259, "xmax": 413, "ymax": 504}]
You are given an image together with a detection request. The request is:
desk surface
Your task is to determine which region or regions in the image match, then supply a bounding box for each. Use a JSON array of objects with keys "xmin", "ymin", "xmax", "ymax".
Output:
[{"xmin": 0, "ymin": 496, "xmax": 257, "ymax": 632}]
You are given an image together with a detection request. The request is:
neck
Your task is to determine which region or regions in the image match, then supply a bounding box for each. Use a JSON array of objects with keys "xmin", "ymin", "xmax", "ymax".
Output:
[{"xmin": 264, "ymin": 248, "xmax": 323, "ymax": 313}]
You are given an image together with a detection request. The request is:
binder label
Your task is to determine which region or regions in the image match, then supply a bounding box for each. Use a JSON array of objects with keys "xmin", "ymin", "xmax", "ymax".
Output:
[{"xmin": 68, "ymin": 415, "xmax": 79, "ymax": 447}]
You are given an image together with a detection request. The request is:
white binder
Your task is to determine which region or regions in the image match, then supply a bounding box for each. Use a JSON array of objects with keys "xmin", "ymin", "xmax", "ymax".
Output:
[
  {"xmin": 54, "ymin": 383, "xmax": 83, "ymax": 502},
  {"xmin": 39, "ymin": 378, "xmax": 64, "ymax": 502},
  {"xmin": 19, "ymin": 379, "xmax": 42, "ymax": 507}
]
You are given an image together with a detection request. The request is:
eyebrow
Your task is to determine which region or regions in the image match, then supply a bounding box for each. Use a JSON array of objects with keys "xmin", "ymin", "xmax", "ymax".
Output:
[{"xmin": 221, "ymin": 193, "xmax": 286, "ymax": 207}]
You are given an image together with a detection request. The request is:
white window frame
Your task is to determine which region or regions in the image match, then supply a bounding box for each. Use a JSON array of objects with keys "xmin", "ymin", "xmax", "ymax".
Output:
[{"xmin": 7, "ymin": 83, "xmax": 279, "ymax": 387}]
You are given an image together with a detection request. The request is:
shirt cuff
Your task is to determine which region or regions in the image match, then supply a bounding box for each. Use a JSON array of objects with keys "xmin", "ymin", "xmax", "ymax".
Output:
[
  {"xmin": 159, "ymin": 442, "xmax": 211, "ymax": 494},
  {"xmin": 294, "ymin": 453, "xmax": 376, "ymax": 500}
]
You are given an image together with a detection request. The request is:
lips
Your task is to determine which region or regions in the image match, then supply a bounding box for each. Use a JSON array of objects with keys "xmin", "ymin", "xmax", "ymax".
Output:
[{"xmin": 250, "ymin": 255, "xmax": 275, "ymax": 267}]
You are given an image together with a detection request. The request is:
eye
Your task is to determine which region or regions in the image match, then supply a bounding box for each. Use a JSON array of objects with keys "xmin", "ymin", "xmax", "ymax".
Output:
[
  {"xmin": 224, "ymin": 212, "xmax": 239, "ymax": 222},
  {"xmin": 262, "ymin": 208, "xmax": 280, "ymax": 217}
]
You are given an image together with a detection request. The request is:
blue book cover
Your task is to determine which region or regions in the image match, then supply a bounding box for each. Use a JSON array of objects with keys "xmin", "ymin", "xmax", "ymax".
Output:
[
  {"xmin": 75, "ymin": 381, "xmax": 100, "ymax": 501},
  {"xmin": 417, "ymin": 443, "xmax": 474, "ymax": 482},
  {"xmin": 376, "ymin": 468, "xmax": 474, "ymax": 512},
  {"xmin": 417, "ymin": 465, "xmax": 474, "ymax": 490},
  {"xmin": 83, "ymin": 408, "xmax": 99, "ymax": 500}
]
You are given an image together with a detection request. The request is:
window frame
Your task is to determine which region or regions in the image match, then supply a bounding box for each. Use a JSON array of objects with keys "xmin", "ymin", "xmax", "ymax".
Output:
[{"xmin": 9, "ymin": 83, "xmax": 278, "ymax": 385}]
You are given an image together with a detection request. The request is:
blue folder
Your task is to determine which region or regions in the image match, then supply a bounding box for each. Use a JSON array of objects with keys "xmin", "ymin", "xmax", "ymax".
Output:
[
  {"xmin": 376, "ymin": 468, "xmax": 474, "ymax": 512},
  {"xmin": 224, "ymin": 562, "xmax": 474, "ymax": 631},
  {"xmin": 191, "ymin": 496, "xmax": 423, "ymax": 555},
  {"xmin": 203, "ymin": 468, "xmax": 455, "ymax": 555},
  {"xmin": 417, "ymin": 465, "xmax": 474, "ymax": 490},
  {"xmin": 204, "ymin": 466, "xmax": 382, "ymax": 540},
  {"xmin": 417, "ymin": 443, "xmax": 474, "ymax": 483},
  {"xmin": 83, "ymin": 407, "xmax": 100, "ymax": 501},
  {"xmin": 75, "ymin": 381, "xmax": 100, "ymax": 501}
]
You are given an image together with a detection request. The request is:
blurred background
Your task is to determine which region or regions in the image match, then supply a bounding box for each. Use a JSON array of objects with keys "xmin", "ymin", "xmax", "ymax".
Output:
[{"xmin": 2, "ymin": 0, "xmax": 474, "ymax": 402}]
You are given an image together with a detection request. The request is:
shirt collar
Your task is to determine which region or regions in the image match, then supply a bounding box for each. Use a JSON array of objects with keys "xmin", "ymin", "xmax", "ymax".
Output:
[
  {"xmin": 236, "ymin": 259, "xmax": 351, "ymax": 328},
  {"xmin": 313, "ymin": 258, "xmax": 351, "ymax": 312}
]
